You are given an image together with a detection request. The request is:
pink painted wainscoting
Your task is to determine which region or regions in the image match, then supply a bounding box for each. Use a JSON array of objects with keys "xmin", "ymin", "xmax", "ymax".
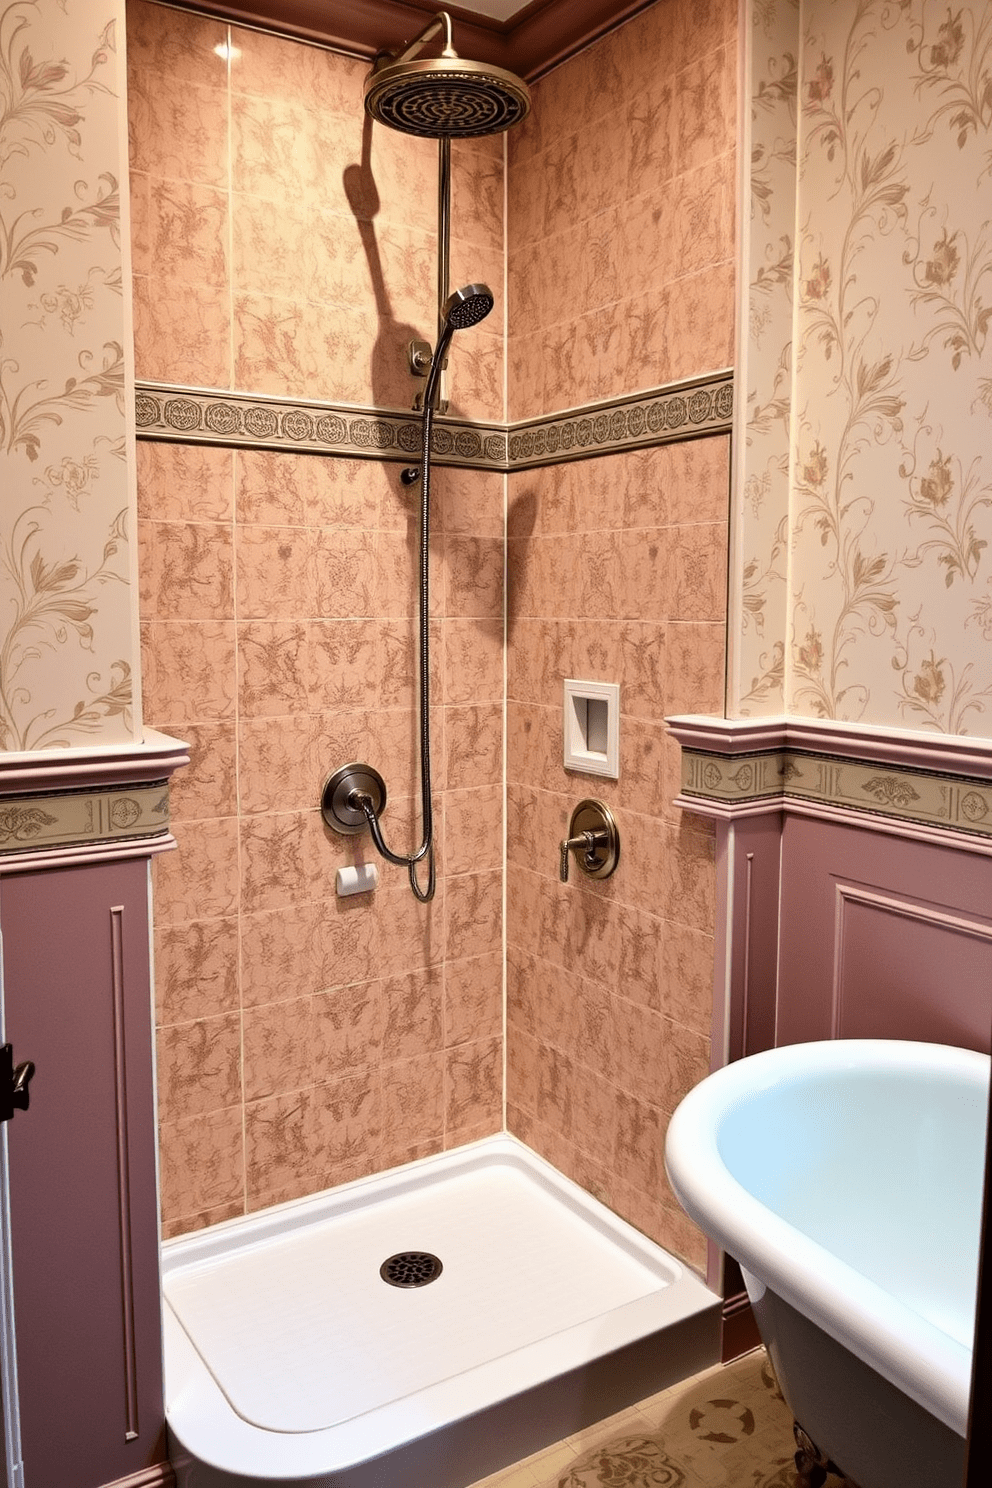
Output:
[
  {"xmin": 669, "ymin": 715, "xmax": 992, "ymax": 1064},
  {"xmin": 668, "ymin": 713, "xmax": 992, "ymax": 1340},
  {"xmin": 0, "ymin": 737, "xmax": 187, "ymax": 1488}
]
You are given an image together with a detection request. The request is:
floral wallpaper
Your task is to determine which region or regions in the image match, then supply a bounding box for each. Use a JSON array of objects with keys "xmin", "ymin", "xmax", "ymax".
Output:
[
  {"xmin": 730, "ymin": 0, "xmax": 798, "ymax": 715},
  {"xmin": 735, "ymin": 0, "xmax": 992, "ymax": 736},
  {"xmin": 0, "ymin": 0, "xmax": 137, "ymax": 751},
  {"xmin": 791, "ymin": 0, "xmax": 992, "ymax": 731}
]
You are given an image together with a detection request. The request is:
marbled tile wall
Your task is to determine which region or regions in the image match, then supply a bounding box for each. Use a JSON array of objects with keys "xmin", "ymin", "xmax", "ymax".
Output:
[
  {"xmin": 506, "ymin": 0, "xmax": 737, "ymax": 419},
  {"xmin": 503, "ymin": 0, "xmax": 737, "ymax": 1273},
  {"xmin": 127, "ymin": 0, "xmax": 504, "ymax": 1234},
  {"xmin": 504, "ymin": 441, "xmax": 730, "ymax": 1272}
]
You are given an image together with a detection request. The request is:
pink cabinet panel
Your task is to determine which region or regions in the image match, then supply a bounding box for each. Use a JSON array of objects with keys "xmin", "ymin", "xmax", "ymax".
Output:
[
  {"xmin": 1, "ymin": 860, "xmax": 166, "ymax": 1488},
  {"xmin": 776, "ymin": 817, "xmax": 992, "ymax": 1054}
]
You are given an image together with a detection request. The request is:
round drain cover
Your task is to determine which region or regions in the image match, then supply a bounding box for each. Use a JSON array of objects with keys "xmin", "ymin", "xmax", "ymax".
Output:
[{"xmin": 379, "ymin": 1251, "xmax": 443, "ymax": 1288}]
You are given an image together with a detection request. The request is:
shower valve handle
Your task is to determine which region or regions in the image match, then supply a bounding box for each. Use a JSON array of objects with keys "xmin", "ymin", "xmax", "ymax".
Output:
[
  {"xmin": 559, "ymin": 800, "xmax": 621, "ymax": 884},
  {"xmin": 559, "ymin": 829, "xmax": 607, "ymax": 882}
]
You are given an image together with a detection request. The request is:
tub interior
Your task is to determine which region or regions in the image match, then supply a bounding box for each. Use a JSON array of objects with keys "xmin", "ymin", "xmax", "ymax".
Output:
[
  {"xmin": 716, "ymin": 1063, "xmax": 985, "ymax": 1346},
  {"xmin": 163, "ymin": 1135, "xmax": 721, "ymax": 1487}
]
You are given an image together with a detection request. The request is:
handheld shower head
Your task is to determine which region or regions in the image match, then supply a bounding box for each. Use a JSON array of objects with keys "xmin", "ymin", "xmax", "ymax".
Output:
[
  {"xmin": 422, "ymin": 282, "xmax": 494, "ymax": 411},
  {"xmin": 443, "ymin": 282, "xmax": 494, "ymax": 331}
]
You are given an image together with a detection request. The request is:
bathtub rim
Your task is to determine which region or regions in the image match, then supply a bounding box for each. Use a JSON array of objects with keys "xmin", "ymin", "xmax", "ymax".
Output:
[
  {"xmin": 162, "ymin": 1132, "xmax": 720, "ymax": 1482},
  {"xmin": 664, "ymin": 1037, "xmax": 988, "ymax": 1438}
]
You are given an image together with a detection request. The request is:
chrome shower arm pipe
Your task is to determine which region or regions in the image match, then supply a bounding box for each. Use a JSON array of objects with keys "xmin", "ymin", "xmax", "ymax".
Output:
[{"xmin": 393, "ymin": 10, "xmax": 454, "ymax": 64}]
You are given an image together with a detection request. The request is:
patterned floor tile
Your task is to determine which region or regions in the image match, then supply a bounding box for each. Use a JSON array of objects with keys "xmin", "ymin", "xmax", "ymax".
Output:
[{"xmin": 469, "ymin": 1349, "xmax": 856, "ymax": 1488}]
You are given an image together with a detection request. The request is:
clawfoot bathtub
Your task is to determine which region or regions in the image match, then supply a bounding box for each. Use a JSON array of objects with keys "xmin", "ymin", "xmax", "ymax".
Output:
[{"xmin": 665, "ymin": 1039, "xmax": 988, "ymax": 1488}]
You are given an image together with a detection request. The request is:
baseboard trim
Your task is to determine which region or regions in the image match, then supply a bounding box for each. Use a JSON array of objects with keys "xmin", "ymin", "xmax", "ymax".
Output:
[
  {"xmin": 104, "ymin": 1463, "xmax": 176, "ymax": 1488},
  {"xmin": 722, "ymin": 1288, "xmax": 762, "ymax": 1363}
]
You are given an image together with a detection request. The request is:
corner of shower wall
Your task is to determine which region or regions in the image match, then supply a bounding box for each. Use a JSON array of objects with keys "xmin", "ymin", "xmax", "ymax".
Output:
[{"xmin": 503, "ymin": 0, "xmax": 740, "ymax": 1278}]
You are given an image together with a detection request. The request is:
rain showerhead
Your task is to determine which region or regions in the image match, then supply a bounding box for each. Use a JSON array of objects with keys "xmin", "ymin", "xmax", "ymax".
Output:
[
  {"xmin": 443, "ymin": 282, "xmax": 494, "ymax": 331},
  {"xmin": 366, "ymin": 60, "xmax": 530, "ymax": 138},
  {"xmin": 365, "ymin": 12, "xmax": 530, "ymax": 139}
]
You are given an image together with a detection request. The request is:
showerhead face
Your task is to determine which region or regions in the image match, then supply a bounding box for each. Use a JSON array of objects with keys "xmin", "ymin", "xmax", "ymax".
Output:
[
  {"xmin": 443, "ymin": 283, "xmax": 494, "ymax": 330},
  {"xmin": 365, "ymin": 57, "xmax": 530, "ymax": 138}
]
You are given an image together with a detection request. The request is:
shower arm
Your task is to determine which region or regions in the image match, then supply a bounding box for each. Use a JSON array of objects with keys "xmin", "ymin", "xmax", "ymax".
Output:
[{"xmin": 393, "ymin": 11, "xmax": 455, "ymax": 64}]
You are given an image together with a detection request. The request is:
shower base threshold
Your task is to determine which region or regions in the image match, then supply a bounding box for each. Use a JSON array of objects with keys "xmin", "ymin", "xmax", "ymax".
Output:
[{"xmin": 163, "ymin": 1133, "xmax": 720, "ymax": 1488}]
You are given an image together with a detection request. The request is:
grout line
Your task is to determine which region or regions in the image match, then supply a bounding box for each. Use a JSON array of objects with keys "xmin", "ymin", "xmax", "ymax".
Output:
[
  {"xmin": 225, "ymin": 24, "xmax": 235, "ymax": 397},
  {"xmin": 223, "ymin": 28, "xmax": 247, "ymax": 1220},
  {"xmin": 501, "ymin": 125, "xmax": 509, "ymax": 1135}
]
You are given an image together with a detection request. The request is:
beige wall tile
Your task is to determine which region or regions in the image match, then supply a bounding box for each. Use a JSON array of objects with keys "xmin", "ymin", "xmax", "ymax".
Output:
[{"xmin": 137, "ymin": 441, "xmax": 234, "ymax": 524}]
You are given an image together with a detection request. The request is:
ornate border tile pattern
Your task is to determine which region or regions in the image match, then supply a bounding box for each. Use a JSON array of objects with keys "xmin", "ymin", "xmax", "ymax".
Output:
[
  {"xmin": 134, "ymin": 373, "xmax": 733, "ymax": 470},
  {"xmin": 0, "ymin": 782, "xmax": 170, "ymax": 856},
  {"xmin": 680, "ymin": 747, "xmax": 992, "ymax": 838},
  {"xmin": 670, "ymin": 715, "xmax": 992, "ymax": 841},
  {"xmin": 507, "ymin": 373, "xmax": 734, "ymax": 469},
  {"xmin": 134, "ymin": 384, "xmax": 507, "ymax": 468}
]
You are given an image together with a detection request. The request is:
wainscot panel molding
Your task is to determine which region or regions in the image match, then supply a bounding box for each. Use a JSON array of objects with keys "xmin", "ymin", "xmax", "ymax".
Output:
[
  {"xmin": 676, "ymin": 712, "xmax": 992, "ymax": 1063},
  {"xmin": 2, "ymin": 860, "xmax": 168, "ymax": 1488},
  {"xmin": 0, "ymin": 730, "xmax": 188, "ymax": 864},
  {"xmin": 135, "ymin": 373, "xmax": 733, "ymax": 470},
  {"xmin": 105, "ymin": 1464, "xmax": 176, "ymax": 1487},
  {"xmin": 668, "ymin": 714, "xmax": 992, "ymax": 851}
]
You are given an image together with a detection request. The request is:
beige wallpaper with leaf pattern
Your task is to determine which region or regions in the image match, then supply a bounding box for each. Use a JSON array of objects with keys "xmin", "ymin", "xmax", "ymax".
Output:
[
  {"xmin": 734, "ymin": 0, "xmax": 992, "ymax": 736},
  {"xmin": 0, "ymin": 0, "xmax": 138, "ymax": 751},
  {"xmin": 730, "ymin": 0, "xmax": 798, "ymax": 715}
]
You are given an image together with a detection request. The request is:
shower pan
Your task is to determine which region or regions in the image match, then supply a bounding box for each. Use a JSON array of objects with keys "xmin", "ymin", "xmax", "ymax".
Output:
[
  {"xmin": 163, "ymin": 1135, "xmax": 720, "ymax": 1488},
  {"xmin": 323, "ymin": 12, "xmax": 528, "ymax": 903}
]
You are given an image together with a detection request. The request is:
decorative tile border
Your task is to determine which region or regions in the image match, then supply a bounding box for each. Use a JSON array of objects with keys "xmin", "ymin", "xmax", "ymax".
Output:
[
  {"xmin": 669, "ymin": 715, "xmax": 992, "ymax": 842},
  {"xmin": 507, "ymin": 373, "xmax": 734, "ymax": 468},
  {"xmin": 134, "ymin": 384, "xmax": 506, "ymax": 466},
  {"xmin": 681, "ymin": 747, "xmax": 992, "ymax": 838},
  {"xmin": 134, "ymin": 372, "xmax": 733, "ymax": 471},
  {"xmin": 0, "ymin": 781, "xmax": 170, "ymax": 855}
]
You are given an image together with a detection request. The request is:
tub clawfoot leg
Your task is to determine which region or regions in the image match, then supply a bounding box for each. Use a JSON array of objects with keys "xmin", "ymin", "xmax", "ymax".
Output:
[{"xmin": 793, "ymin": 1422, "xmax": 845, "ymax": 1486}]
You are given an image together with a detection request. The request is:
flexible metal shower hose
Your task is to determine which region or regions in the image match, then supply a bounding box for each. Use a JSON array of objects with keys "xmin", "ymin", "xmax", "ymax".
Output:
[{"xmin": 355, "ymin": 394, "xmax": 436, "ymax": 902}]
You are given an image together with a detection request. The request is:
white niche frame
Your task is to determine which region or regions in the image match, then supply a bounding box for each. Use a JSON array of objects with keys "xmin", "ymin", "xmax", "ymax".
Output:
[{"xmin": 563, "ymin": 679, "xmax": 620, "ymax": 779}]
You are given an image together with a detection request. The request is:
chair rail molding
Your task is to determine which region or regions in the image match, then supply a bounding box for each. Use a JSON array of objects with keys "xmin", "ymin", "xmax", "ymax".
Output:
[
  {"xmin": 0, "ymin": 731, "xmax": 188, "ymax": 868},
  {"xmin": 668, "ymin": 715, "xmax": 992, "ymax": 853}
]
